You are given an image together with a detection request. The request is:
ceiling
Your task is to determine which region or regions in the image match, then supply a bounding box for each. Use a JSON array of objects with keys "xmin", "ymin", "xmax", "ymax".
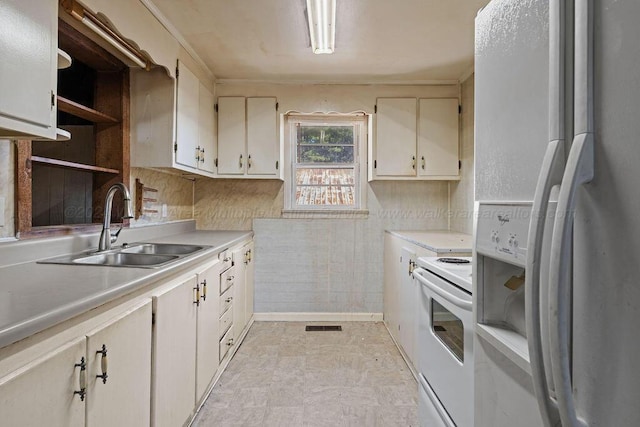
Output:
[{"xmin": 148, "ymin": 0, "xmax": 490, "ymax": 83}]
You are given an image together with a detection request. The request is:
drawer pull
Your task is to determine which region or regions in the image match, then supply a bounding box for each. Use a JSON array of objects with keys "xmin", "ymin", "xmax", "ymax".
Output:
[
  {"xmin": 74, "ymin": 357, "xmax": 87, "ymax": 401},
  {"xmin": 226, "ymin": 338, "xmax": 234, "ymax": 347},
  {"xmin": 227, "ymin": 276, "xmax": 234, "ymax": 282},
  {"xmin": 96, "ymin": 344, "xmax": 108, "ymax": 384}
]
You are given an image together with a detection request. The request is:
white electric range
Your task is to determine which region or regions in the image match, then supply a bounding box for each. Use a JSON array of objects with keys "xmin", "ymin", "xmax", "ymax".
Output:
[{"xmin": 413, "ymin": 256, "xmax": 474, "ymax": 427}]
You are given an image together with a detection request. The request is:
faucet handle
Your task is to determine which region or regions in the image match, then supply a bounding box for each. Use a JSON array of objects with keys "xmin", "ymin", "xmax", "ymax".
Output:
[{"xmin": 110, "ymin": 226, "xmax": 123, "ymax": 244}]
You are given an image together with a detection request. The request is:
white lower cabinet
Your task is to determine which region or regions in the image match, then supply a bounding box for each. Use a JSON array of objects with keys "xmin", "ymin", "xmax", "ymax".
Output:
[
  {"xmin": 0, "ymin": 300, "xmax": 152, "ymax": 427},
  {"xmin": 195, "ymin": 261, "xmax": 222, "ymax": 402},
  {"xmin": 86, "ymin": 300, "xmax": 152, "ymax": 427},
  {"xmin": 0, "ymin": 337, "xmax": 86, "ymax": 426},
  {"xmin": 152, "ymin": 276, "xmax": 198, "ymax": 427}
]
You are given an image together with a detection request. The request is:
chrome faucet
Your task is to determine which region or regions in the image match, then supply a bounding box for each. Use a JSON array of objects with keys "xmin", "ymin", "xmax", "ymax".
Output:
[{"xmin": 98, "ymin": 183, "xmax": 134, "ymax": 252}]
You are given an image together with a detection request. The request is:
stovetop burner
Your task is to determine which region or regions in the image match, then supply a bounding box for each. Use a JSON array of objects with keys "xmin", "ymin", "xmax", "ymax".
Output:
[{"xmin": 436, "ymin": 257, "xmax": 471, "ymax": 264}]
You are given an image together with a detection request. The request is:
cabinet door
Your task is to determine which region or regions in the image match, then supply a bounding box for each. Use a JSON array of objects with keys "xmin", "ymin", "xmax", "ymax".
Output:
[
  {"xmin": 232, "ymin": 246, "xmax": 247, "ymax": 340},
  {"xmin": 198, "ymin": 82, "xmax": 216, "ymax": 173},
  {"xmin": 418, "ymin": 98, "xmax": 459, "ymax": 177},
  {"xmin": 175, "ymin": 61, "xmax": 200, "ymax": 169},
  {"xmin": 383, "ymin": 234, "xmax": 403, "ymax": 343},
  {"xmin": 152, "ymin": 276, "xmax": 198, "ymax": 427},
  {"xmin": 217, "ymin": 97, "xmax": 246, "ymax": 175},
  {"xmin": 399, "ymin": 246, "xmax": 418, "ymax": 364},
  {"xmin": 375, "ymin": 98, "xmax": 417, "ymax": 176},
  {"xmin": 86, "ymin": 300, "xmax": 152, "ymax": 427},
  {"xmin": 247, "ymin": 97, "xmax": 278, "ymax": 175},
  {"xmin": 0, "ymin": 337, "xmax": 85, "ymax": 427},
  {"xmin": 0, "ymin": 0, "xmax": 56, "ymax": 138},
  {"xmin": 244, "ymin": 242, "xmax": 255, "ymax": 323},
  {"xmin": 195, "ymin": 260, "xmax": 221, "ymax": 402}
]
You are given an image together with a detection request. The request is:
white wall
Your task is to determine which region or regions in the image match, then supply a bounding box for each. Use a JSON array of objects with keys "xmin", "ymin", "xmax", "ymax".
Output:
[{"xmin": 197, "ymin": 82, "xmax": 461, "ymax": 314}]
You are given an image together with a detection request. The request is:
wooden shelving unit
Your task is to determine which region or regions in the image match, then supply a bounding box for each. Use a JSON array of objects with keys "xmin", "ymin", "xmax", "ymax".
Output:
[
  {"xmin": 57, "ymin": 96, "xmax": 119, "ymax": 124},
  {"xmin": 31, "ymin": 156, "xmax": 120, "ymax": 174}
]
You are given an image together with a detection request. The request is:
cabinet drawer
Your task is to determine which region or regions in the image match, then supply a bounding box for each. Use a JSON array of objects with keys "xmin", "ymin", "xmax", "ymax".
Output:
[
  {"xmin": 218, "ymin": 249, "xmax": 233, "ymax": 272},
  {"xmin": 219, "ymin": 324, "xmax": 234, "ymax": 362},
  {"xmin": 219, "ymin": 305, "xmax": 232, "ymax": 339},
  {"xmin": 219, "ymin": 266, "xmax": 236, "ymax": 295},
  {"xmin": 220, "ymin": 286, "xmax": 233, "ymax": 315}
]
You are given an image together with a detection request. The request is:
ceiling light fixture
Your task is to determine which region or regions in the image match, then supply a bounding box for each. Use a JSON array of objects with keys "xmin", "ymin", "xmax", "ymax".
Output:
[
  {"xmin": 306, "ymin": 0, "xmax": 336, "ymax": 54},
  {"xmin": 61, "ymin": 0, "xmax": 149, "ymax": 69}
]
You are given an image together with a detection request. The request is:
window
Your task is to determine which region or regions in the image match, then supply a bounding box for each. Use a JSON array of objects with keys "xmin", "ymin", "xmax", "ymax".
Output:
[{"xmin": 287, "ymin": 115, "xmax": 366, "ymax": 211}]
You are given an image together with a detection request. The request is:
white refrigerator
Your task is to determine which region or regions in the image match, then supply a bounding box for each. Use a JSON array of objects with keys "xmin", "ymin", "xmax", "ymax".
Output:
[{"xmin": 474, "ymin": 0, "xmax": 640, "ymax": 426}]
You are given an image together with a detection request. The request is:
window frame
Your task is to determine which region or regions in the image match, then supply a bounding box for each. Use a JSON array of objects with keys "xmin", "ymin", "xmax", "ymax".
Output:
[{"xmin": 284, "ymin": 114, "xmax": 368, "ymax": 213}]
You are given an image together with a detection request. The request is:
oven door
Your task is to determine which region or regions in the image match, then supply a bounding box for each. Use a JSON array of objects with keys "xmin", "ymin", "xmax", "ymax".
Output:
[{"xmin": 414, "ymin": 267, "xmax": 474, "ymax": 427}]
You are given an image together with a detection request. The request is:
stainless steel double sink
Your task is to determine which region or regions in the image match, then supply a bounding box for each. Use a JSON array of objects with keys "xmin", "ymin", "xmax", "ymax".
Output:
[{"xmin": 39, "ymin": 243, "xmax": 211, "ymax": 268}]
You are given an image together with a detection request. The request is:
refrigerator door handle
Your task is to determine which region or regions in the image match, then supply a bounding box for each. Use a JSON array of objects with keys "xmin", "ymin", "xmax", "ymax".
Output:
[
  {"xmin": 525, "ymin": 139, "xmax": 564, "ymax": 427},
  {"xmin": 549, "ymin": 133, "xmax": 593, "ymax": 427}
]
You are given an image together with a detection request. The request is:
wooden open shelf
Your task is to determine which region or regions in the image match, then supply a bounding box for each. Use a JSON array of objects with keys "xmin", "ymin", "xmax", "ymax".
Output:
[
  {"xmin": 57, "ymin": 96, "xmax": 119, "ymax": 124},
  {"xmin": 31, "ymin": 156, "xmax": 120, "ymax": 174}
]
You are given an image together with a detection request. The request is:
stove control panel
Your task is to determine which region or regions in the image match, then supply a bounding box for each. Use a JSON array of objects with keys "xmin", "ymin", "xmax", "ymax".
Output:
[{"xmin": 476, "ymin": 202, "xmax": 531, "ymax": 266}]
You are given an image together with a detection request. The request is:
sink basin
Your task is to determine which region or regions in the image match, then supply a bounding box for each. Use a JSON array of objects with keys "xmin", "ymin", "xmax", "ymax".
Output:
[
  {"xmin": 120, "ymin": 243, "xmax": 206, "ymax": 256},
  {"xmin": 72, "ymin": 252, "xmax": 179, "ymax": 267},
  {"xmin": 37, "ymin": 242, "xmax": 211, "ymax": 268}
]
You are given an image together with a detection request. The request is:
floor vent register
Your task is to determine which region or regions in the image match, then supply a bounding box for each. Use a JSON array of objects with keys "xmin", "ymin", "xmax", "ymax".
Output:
[{"xmin": 305, "ymin": 325, "xmax": 342, "ymax": 332}]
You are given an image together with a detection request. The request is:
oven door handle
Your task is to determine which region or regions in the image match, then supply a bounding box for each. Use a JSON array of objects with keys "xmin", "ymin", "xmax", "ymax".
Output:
[{"xmin": 413, "ymin": 268, "xmax": 472, "ymax": 311}]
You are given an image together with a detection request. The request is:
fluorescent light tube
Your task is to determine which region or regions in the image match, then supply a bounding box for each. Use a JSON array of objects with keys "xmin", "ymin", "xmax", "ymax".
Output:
[
  {"xmin": 307, "ymin": 0, "xmax": 336, "ymax": 54},
  {"xmin": 81, "ymin": 16, "xmax": 147, "ymax": 68}
]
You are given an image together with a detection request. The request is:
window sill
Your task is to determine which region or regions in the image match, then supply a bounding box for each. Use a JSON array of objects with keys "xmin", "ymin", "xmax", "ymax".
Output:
[{"xmin": 281, "ymin": 209, "xmax": 369, "ymax": 219}]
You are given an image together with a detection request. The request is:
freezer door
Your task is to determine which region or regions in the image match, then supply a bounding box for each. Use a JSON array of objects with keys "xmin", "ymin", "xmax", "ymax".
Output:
[
  {"xmin": 475, "ymin": 0, "xmax": 550, "ymax": 201},
  {"xmin": 569, "ymin": 0, "xmax": 640, "ymax": 424}
]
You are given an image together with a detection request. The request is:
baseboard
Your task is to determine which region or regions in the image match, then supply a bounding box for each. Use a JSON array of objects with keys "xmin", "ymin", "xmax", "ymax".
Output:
[{"xmin": 253, "ymin": 312, "xmax": 383, "ymax": 322}]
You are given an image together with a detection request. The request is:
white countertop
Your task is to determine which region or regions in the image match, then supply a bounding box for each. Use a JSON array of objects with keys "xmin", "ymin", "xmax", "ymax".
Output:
[
  {"xmin": 386, "ymin": 230, "xmax": 473, "ymax": 253},
  {"xmin": 0, "ymin": 229, "xmax": 252, "ymax": 349}
]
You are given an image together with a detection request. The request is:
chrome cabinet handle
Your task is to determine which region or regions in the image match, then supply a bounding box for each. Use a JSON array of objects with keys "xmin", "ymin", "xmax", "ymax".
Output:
[
  {"xmin": 226, "ymin": 338, "xmax": 234, "ymax": 347},
  {"xmin": 74, "ymin": 357, "xmax": 87, "ymax": 401},
  {"xmin": 96, "ymin": 344, "xmax": 108, "ymax": 384},
  {"xmin": 227, "ymin": 275, "xmax": 234, "ymax": 281},
  {"xmin": 225, "ymin": 296, "xmax": 233, "ymax": 303},
  {"xmin": 248, "ymin": 154, "xmax": 252, "ymax": 169},
  {"xmin": 411, "ymin": 156, "xmax": 416, "ymax": 170},
  {"xmin": 421, "ymin": 156, "xmax": 425, "ymax": 170},
  {"xmin": 195, "ymin": 145, "xmax": 200, "ymax": 162},
  {"xmin": 239, "ymin": 154, "xmax": 243, "ymax": 168},
  {"xmin": 200, "ymin": 148, "xmax": 205, "ymax": 163}
]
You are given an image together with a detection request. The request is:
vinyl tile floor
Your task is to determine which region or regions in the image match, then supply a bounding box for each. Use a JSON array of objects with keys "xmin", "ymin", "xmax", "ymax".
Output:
[{"xmin": 192, "ymin": 321, "xmax": 418, "ymax": 427}]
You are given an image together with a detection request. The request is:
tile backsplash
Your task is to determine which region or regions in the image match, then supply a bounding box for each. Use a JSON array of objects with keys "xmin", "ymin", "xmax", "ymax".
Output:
[{"xmin": 130, "ymin": 167, "xmax": 194, "ymax": 226}]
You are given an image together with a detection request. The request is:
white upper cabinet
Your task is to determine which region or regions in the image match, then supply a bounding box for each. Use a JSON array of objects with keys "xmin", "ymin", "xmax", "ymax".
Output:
[
  {"xmin": 371, "ymin": 97, "xmax": 460, "ymax": 181},
  {"xmin": 198, "ymin": 83, "xmax": 216, "ymax": 174},
  {"xmin": 217, "ymin": 97, "xmax": 246, "ymax": 175},
  {"xmin": 374, "ymin": 98, "xmax": 417, "ymax": 177},
  {"xmin": 0, "ymin": 0, "xmax": 57, "ymax": 139},
  {"xmin": 247, "ymin": 97, "xmax": 279, "ymax": 176},
  {"xmin": 418, "ymin": 98, "xmax": 460, "ymax": 178},
  {"xmin": 217, "ymin": 96, "xmax": 282, "ymax": 179},
  {"xmin": 130, "ymin": 62, "xmax": 216, "ymax": 178},
  {"xmin": 175, "ymin": 61, "xmax": 200, "ymax": 169}
]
